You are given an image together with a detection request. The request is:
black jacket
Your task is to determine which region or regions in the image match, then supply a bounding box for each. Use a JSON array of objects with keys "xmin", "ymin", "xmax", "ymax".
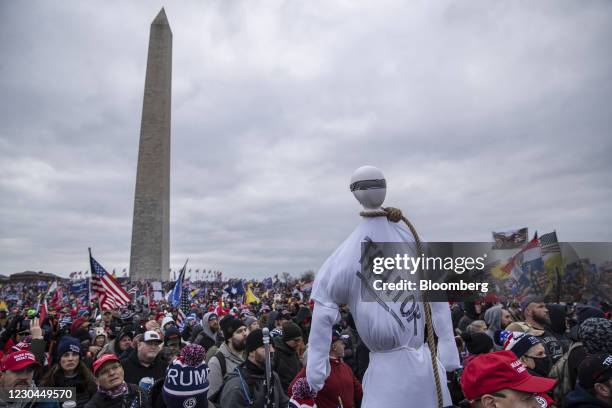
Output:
[
  {"xmin": 272, "ymin": 337, "xmax": 303, "ymax": 392},
  {"xmin": 564, "ymin": 385, "xmax": 611, "ymax": 408},
  {"xmin": 219, "ymin": 360, "xmax": 288, "ymax": 408},
  {"xmin": 120, "ymin": 349, "xmax": 167, "ymax": 385},
  {"xmin": 84, "ymin": 384, "xmax": 147, "ymax": 408}
]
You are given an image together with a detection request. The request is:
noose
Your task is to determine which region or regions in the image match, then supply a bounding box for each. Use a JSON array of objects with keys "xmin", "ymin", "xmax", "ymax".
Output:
[{"xmin": 360, "ymin": 206, "xmax": 444, "ymax": 408}]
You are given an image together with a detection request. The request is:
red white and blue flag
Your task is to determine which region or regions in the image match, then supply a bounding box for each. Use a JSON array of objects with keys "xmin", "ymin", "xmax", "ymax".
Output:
[{"xmin": 89, "ymin": 250, "xmax": 130, "ymax": 310}]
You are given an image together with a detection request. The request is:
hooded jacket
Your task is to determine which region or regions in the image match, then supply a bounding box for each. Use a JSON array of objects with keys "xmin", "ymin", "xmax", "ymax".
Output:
[
  {"xmin": 194, "ymin": 312, "xmax": 220, "ymax": 351},
  {"xmin": 273, "ymin": 336, "xmax": 303, "ymax": 392},
  {"xmin": 208, "ymin": 341, "xmax": 246, "ymax": 398},
  {"xmin": 484, "ymin": 305, "xmax": 503, "ymax": 340}
]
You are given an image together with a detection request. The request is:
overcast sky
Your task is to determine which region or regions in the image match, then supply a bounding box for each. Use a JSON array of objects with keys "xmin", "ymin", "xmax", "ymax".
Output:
[{"xmin": 1, "ymin": 1, "xmax": 611, "ymax": 280}]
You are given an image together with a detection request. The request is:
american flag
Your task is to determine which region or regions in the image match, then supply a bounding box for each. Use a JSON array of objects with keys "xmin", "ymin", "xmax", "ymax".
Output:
[
  {"xmin": 540, "ymin": 231, "xmax": 561, "ymax": 256},
  {"xmin": 177, "ymin": 287, "xmax": 190, "ymax": 328},
  {"xmin": 89, "ymin": 251, "xmax": 130, "ymax": 310}
]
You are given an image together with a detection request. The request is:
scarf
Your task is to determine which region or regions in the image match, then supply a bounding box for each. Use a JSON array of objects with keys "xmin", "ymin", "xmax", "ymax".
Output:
[{"xmin": 97, "ymin": 381, "xmax": 129, "ymax": 399}]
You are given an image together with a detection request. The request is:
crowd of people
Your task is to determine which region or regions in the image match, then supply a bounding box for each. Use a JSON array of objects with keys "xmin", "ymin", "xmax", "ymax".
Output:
[{"xmin": 0, "ymin": 277, "xmax": 610, "ymax": 408}]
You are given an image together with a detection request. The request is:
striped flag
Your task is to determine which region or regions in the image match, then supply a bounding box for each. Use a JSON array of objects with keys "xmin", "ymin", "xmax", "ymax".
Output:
[
  {"xmin": 177, "ymin": 287, "xmax": 190, "ymax": 328},
  {"xmin": 540, "ymin": 231, "xmax": 561, "ymax": 256},
  {"xmin": 89, "ymin": 249, "xmax": 130, "ymax": 310}
]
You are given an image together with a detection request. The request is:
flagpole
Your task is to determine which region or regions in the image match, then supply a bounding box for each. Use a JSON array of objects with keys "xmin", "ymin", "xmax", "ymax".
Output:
[{"xmin": 88, "ymin": 247, "xmax": 92, "ymax": 306}]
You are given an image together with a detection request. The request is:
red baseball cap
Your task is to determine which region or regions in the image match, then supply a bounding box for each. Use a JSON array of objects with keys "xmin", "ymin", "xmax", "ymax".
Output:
[
  {"xmin": 461, "ymin": 350, "xmax": 556, "ymax": 400},
  {"xmin": 1, "ymin": 351, "xmax": 41, "ymax": 372},
  {"xmin": 92, "ymin": 354, "xmax": 120, "ymax": 376}
]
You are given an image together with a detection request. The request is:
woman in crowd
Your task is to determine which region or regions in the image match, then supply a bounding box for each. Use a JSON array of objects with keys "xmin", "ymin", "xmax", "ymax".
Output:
[{"xmin": 40, "ymin": 336, "xmax": 97, "ymax": 408}]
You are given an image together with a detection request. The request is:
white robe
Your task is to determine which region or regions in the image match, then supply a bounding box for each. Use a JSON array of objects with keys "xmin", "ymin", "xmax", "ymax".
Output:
[{"xmin": 306, "ymin": 216, "xmax": 460, "ymax": 407}]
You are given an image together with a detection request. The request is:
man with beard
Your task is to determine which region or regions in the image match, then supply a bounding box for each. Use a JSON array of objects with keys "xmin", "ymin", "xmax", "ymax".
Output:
[
  {"xmin": 193, "ymin": 312, "xmax": 221, "ymax": 351},
  {"xmin": 120, "ymin": 331, "xmax": 167, "ymax": 385},
  {"xmin": 219, "ymin": 329, "xmax": 288, "ymax": 407},
  {"xmin": 484, "ymin": 305, "xmax": 514, "ymax": 344},
  {"xmin": 208, "ymin": 316, "xmax": 248, "ymax": 400},
  {"xmin": 522, "ymin": 296, "xmax": 564, "ymax": 364},
  {"xmin": 0, "ymin": 350, "xmax": 58, "ymax": 408}
]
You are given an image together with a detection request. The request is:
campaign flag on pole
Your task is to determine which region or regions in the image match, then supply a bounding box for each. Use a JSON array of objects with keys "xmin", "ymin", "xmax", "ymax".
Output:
[
  {"xmin": 501, "ymin": 236, "xmax": 542, "ymax": 281},
  {"xmin": 169, "ymin": 260, "xmax": 188, "ymax": 308},
  {"xmin": 89, "ymin": 249, "xmax": 130, "ymax": 310},
  {"xmin": 492, "ymin": 228, "xmax": 529, "ymax": 249}
]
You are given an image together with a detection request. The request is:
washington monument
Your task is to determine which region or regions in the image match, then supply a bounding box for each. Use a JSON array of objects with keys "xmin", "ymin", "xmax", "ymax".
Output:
[{"xmin": 130, "ymin": 8, "xmax": 172, "ymax": 281}]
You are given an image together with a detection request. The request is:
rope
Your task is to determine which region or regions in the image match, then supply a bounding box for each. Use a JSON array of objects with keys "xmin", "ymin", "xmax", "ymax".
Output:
[{"xmin": 360, "ymin": 207, "xmax": 444, "ymax": 408}]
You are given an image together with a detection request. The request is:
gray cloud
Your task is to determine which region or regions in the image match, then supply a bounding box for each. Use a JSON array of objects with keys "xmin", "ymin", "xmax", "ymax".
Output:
[{"xmin": 1, "ymin": 1, "xmax": 611, "ymax": 279}]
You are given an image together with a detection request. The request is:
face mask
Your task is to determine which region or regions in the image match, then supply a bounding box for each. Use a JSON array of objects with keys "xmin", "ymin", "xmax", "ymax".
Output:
[{"xmin": 528, "ymin": 356, "xmax": 551, "ymax": 377}]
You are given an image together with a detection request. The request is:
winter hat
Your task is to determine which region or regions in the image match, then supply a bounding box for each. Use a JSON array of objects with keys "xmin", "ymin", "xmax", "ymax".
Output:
[
  {"xmin": 244, "ymin": 316, "xmax": 258, "ymax": 328},
  {"xmin": 164, "ymin": 327, "xmax": 181, "ymax": 345},
  {"xmin": 161, "ymin": 315, "xmax": 175, "ymax": 329},
  {"xmin": 57, "ymin": 336, "xmax": 81, "ymax": 358},
  {"xmin": 579, "ymin": 318, "xmax": 612, "ymax": 354},
  {"xmin": 578, "ymin": 353, "xmax": 612, "ymax": 390},
  {"xmin": 461, "ymin": 331, "xmax": 494, "ymax": 355},
  {"xmin": 575, "ymin": 305, "xmax": 605, "ymax": 324},
  {"xmin": 501, "ymin": 331, "xmax": 541, "ymax": 358},
  {"xmin": 59, "ymin": 316, "xmax": 73, "ymax": 330},
  {"xmin": 70, "ymin": 317, "xmax": 87, "ymax": 335},
  {"xmin": 12, "ymin": 336, "xmax": 32, "ymax": 352},
  {"xmin": 246, "ymin": 329, "xmax": 264, "ymax": 354},
  {"xmin": 162, "ymin": 344, "xmax": 209, "ymax": 408},
  {"xmin": 220, "ymin": 316, "xmax": 246, "ymax": 340},
  {"xmin": 94, "ymin": 327, "xmax": 107, "ymax": 340},
  {"xmin": 289, "ymin": 377, "xmax": 317, "ymax": 408},
  {"xmin": 282, "ymin": 322, "xmax": 303, "ymax": 342}
]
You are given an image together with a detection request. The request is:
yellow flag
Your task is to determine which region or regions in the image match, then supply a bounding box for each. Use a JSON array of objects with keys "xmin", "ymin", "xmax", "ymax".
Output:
[{"xmin": 245, "ymin": 288, "xmax": 260, "ymax": 304}]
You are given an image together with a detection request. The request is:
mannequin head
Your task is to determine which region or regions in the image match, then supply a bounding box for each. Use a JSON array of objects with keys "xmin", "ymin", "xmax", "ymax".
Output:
[{"xmin": 350, "ymin": 165, "xmax": 386, "ymax": 210}]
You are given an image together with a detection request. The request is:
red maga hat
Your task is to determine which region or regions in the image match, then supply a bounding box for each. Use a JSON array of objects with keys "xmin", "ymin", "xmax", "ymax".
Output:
[
  {"xmin": 461, "ymin": 350, "xmax": 556, "ymax": 400},
  {"xmin": 92, "ymin": 354, "xmax": 120, "ymax": 376},
  {"xmin": 1, "ymin": 351, "xmax": 40, "ymax": 372}
]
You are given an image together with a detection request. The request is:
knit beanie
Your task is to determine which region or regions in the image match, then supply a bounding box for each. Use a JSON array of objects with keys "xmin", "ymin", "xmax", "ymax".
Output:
[
  {"xmin": 246, "ymin": 329, "xmax": 264, "ymax": 354},
  {"xmin": 282, "ymin": 322, "xmax": 303, "ymax": 342},
  {"xmin": 220, "ymin": 316, "xmax": 246, "ymax": 341},
  {"xmin": 70, "ymin": 317, "xmax": 87, "ymax": 335},
  {"xmin": 461, "ymin": 331, "xmax": 494, "ymax": 355},
  {"xmin": 575, "ymin": 305, "xmax": 605, "ymax": 324},
  {"xmin": 162, "ymin": 344, "xmax": 209, "ymax": 408},
  {"xmin": 500, "ymin": 331, "xmax": 541, "ymax": 358},
  {"xmin": 57, "ymin": 336, "xmax": 81, "ymax": 358},
  {"xmin": 289, "ymin": 377, "xmax": 317, "ymax": 408},
  {"xmin": 244, "ymin": 316, "xmax": 257, "ymax": 328},
  {"xmin": 579, "ymin": 318, "xmax": 612, "ymax": 354}
]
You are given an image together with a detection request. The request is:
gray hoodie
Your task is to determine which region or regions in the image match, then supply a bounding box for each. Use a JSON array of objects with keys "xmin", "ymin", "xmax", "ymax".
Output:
[
  {"xmin": 207, "ymin": 342, "xmax": 246, "ymax": 398},
  {"xmin": 484, "ymin": 305, "xmax": 502, "ymax": 341}
]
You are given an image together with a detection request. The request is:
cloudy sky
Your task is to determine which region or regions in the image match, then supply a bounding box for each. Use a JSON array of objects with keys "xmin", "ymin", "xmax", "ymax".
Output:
[{"xmin": 1, "ymin": 1, "xmax": 611, "ymax": 280}]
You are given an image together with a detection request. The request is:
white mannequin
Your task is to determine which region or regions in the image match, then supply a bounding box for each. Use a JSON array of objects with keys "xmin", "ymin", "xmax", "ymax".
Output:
[
  {"xmin": 349, "ymin": 165, "xmax": 386, "ymax": 211},
  {"xmin": 306, "ymin": 166, "xmax": 460, "ymax": 408}
]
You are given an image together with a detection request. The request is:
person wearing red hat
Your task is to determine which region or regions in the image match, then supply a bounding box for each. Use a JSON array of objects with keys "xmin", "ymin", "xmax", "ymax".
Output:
[
  {"xmin": 0, "ymin": 350, "xmax": 60, "ymax": 408},
  {"xmin": 460, "ymin": 350, "xmax": 557, "ymax": 407},
  {"xmin": 0, "ymin": 350, "xmax": 41, "ymax": 389},
  {"xmin": 84, "ymin": 354, "xmax": 147, "ymax": 408}
]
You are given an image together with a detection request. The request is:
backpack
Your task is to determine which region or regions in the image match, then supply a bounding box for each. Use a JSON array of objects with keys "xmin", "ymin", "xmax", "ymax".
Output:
[
  {"xmin": 215, "ymin": 349, "xmax": 227, "ymax": 378},
  {"xmin": 549, "ymin": 341, "xmax": 582, "ymax": 404}
]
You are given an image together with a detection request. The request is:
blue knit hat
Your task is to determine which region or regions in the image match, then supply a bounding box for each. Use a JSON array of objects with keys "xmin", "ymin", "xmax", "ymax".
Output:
[
  {"xmin": 162, "ymin": 344, "xmax": 209, "ymax": 408},
  {"xmin": 57, "ymin": 336, "xmax": 81, "ymax": 358}
]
